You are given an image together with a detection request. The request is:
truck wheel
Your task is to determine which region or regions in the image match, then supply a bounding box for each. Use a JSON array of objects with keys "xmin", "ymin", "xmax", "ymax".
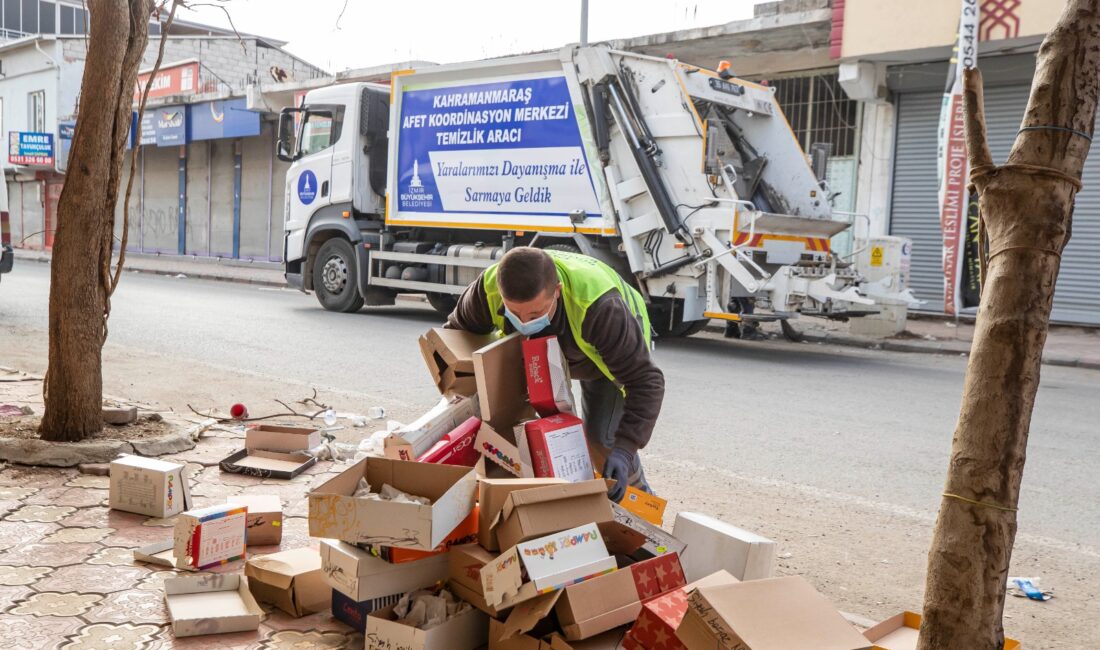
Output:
[
  {"xmin": 427, "ymin": 293, "xmax": 458, "ymax": 317},
  {"xmin": 648, "ymin": 299, "xmax": 708, "ymax": 338},
  {"xmin": 313, "ymin": 238, "xmax": 365, "ymax": 313}
]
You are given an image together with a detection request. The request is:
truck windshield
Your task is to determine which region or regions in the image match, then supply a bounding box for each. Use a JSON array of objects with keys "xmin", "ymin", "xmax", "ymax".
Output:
[{"xmin": 299, "ymin": 105, "xmax": 345, "ymax": 157}]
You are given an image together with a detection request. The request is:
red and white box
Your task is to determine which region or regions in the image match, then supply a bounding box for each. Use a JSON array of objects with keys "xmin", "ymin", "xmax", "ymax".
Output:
[
  {"xmin": 417, "ymin": 416, "xmax": 481, "ymax": 467},
  {"xmin": 626, "ymin": 570, "xmax": 739, "ymax": 650},
  {"xmin": 522, "ymin": 413, "xmax": 594, "ymax": 483},
  {"xmin": 522, "ymin": 336, "xmax": 575, "ymax": 416}
]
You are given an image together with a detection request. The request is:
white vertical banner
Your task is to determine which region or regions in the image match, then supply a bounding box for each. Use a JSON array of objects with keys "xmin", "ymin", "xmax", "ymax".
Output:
[{"xmin": 937, "ymin": 0, "xmax": 979, "ymax": 315}]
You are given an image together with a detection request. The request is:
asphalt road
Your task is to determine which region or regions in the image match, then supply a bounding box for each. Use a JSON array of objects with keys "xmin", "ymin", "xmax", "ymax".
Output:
[
  {"xmin": 4, "ymin": 262, "xmax": 1100, "ymax": 645},
  {"xmin": 3, "ymin": 261, "xmax": 1097, "ymax": 548}
]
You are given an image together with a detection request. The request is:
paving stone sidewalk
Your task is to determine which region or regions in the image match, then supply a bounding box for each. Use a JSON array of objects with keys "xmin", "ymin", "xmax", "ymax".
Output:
[{"xmin": 0, "ymin": 373, "xmax": 358, "ymax": 649}]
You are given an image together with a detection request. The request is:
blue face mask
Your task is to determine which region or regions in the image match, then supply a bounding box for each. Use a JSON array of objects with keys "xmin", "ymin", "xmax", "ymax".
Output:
[{"xmin": 504, "ymin": 306, "xmax": 552, "ymax": 336}]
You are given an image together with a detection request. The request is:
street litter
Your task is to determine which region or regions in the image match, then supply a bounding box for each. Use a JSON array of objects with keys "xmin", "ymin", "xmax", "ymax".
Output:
[
  {"xmin": 393, "ymin": 587, "xmax": 472, "ymax": 629},
  {"xmin": 164, "ymin": 574, "xmax": 263, "ymax": 638},
  {"xmin": 109, "ymin": 454, "xmax": 192, "ymax": 518},
  {"xmin": 244, "ymin": 547, "xmax": 330, "ymax": 617},
  {"xmin": 0, "ymin": 404, "xmax": 32, "ymax": 417},
  {"xmin": 226, "ymin": 494, "xmax": 283, "ymax": 546},
  {"xmin": 173, "ymin": 503, "xmax": 248, "ymax": 570},
  {"xmin": 863, "ymin": 611, "xmax": 1021, "ymax": 650},
  {"xmin": 1008, "ymin": 576, "xmax": 1054, "ymax": 601}
]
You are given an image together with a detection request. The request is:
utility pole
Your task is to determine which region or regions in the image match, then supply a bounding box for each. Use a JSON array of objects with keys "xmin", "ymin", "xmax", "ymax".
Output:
[{"xmin": 580, "ymin": 0, "xmax": 589, "ymax": 45}]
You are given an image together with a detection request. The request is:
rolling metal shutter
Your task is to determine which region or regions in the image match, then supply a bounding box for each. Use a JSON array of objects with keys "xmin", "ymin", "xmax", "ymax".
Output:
[{"xmin": 890, "ymin": 85, "xmax": 1100, "ymax": 325}]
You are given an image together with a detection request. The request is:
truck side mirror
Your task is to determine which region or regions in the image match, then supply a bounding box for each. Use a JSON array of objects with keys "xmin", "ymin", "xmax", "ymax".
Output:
[{"xmin": 276, "ymin": 109, "xmax": 301, "ymax": 162}]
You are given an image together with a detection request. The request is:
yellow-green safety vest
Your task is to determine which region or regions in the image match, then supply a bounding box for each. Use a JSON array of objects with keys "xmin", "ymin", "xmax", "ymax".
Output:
[{"xmin": 482, "ymin": 250, "xmax": 652, "ymax": 385}]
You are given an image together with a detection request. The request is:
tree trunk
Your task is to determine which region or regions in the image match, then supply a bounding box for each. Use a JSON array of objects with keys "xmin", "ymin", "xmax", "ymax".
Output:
[
  {"xmin": 38, "ymin": 0, "xmax": 151, "ymax": 442},
  {"xmin": 919, "ymin": 2, "xmax": 1100, "ymax": 648}
]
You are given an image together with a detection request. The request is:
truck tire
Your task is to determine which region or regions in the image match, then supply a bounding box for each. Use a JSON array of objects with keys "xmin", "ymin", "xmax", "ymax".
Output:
[
  {"xmin": 427, "ymin": 293, "xmax": 459, "ymax": 317},
  {"xmin": 313, "ymin": 238, "xmax": 365, "ymax": 313},
  {"xmin": 649, "ymin": 299, "xmax": 708, "ymax": 338}
]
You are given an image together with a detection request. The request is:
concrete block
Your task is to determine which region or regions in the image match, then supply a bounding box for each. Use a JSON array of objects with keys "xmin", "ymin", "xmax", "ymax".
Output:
[
  {"xmin": 849, "ymin": 304, "xmax": 908, "ymax": 338},
  {"xmin": 103, "ymin": 406, "xmax": 138, "ymax": 425}
]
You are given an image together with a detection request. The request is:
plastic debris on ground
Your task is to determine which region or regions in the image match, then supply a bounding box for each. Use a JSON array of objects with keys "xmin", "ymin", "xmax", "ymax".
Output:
[{"xmin": 1008, "ymin": 576, "xmax": 1054, "ymax": 601}]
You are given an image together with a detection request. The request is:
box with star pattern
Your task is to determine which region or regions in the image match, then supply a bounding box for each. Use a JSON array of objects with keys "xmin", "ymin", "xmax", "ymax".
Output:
[
  {"xmin": 624, "ymin": 569, "xmax": 739, "ymax": 650},
  {"xmin": 553, "ymin": 552, "xmax": 686, "ymax": 641}
]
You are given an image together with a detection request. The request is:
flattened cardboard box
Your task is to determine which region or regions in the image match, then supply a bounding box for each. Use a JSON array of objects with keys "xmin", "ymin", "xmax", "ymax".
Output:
[
  {"xmin": 495, "ymin": 479, "xmax": 613, "ymax": 553},
  {"xmin": 365, "ymin": 600, "xmax": 489, "ymax": 650},
  {"xmin": 109, "ymin": 454, "xmax": 192, "ymax": 518},
  {"xmin": 675, "ymin": 575, "xmax": 871, "ymax": 650},
  {"xmin": 673, "ymin": 511, "xmax": 775, "ymax": 582},
  {"xmin": 219, "ymin": 448, "xmax": 317, "ymax": 480},
  {"xmin": 246, "ymin": 424, "xmax": 321, "ymax": 453},
  {"xmin": 862, "ymin": 611, "xmax": 1021, "ymax": 650},
  {"xmin": 308, "ymin": 456, "xmax": 477, "ymax": 550},
  {"xmin": 244, "ymin": 547, "xmax": 330, "ymax": 617},
  {"xmin": 164, "ymin": 574, "xmax": 264, "ymax": 638},
  {"xmin": 474, "ymin": 332, "xmax": 535, "ymax": 429},
  {"xmin": 555, "ymin": 552, "xmax": 685, "ymax": 641},
  {"xmin": 319, "ymin": 539, "xmax": 449, "ymax": 602},
  {"xmin": 227, "ymin": 494, "xmax": 283, "ymax": 546},
  {"xmin": 478, "ymin": 477, "xmax": 567, "ymax": 551},
  {"xmin": 173, "ymin": 504, "xmax": 248, "ymax": 570}
]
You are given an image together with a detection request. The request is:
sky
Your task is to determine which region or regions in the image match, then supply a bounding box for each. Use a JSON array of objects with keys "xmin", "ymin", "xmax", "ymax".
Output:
[{"xmin": 177, "ymin": 0, "xmax": 767, "ymax": 73}]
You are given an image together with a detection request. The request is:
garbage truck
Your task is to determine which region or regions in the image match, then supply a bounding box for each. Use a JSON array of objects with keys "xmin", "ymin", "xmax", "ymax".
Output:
[{"xmin": 277, "ymin": 45, "xmax": 913, "ymax": 337}]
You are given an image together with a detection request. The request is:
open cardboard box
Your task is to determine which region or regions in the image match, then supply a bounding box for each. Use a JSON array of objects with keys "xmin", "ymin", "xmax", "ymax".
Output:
[
  {"xmin": 476, "ymin": 422, "xmax": 536, "ymax": 480},
  {"xmin": 523, "ymin": 414, "xmax": 594, "ymax": 483},
  {"xmin": 494, "ymin": 479, "xmax": 613, "ymax": 552},
  {"xmin": 478, "ymin": 478, "xmax": 568, "ymax": 551},
  {"xmin": 522, "ymin": 335, "xmax": 576, "ymax": 417},
  {"xmin": 246, "ymin": 424, "xmax": 321, "ymax": 453},
  {"xmin": 226, "ymin": 494, "xmax": 283, "ymax": 546},
  {"xmin": 625, "ymin": 569, "xmax": 739, "ymax": 650},
  {"xmin": 244, "ymin": 547, "xmax": 330, "ymax": 617},
  {"xmin": 308, "ymin": 456, "xmax": 476, "ymax": 550},
  {"xmin": 365, "ymin": 595, "xmax": 489, "ymax": 650},
  {"xmin": 611, "ymin": 503, "xmax": 685, "ymax": 561},
  {"xmin": 419, "ymin": 327, "xmax": 494, "ymax": 396},
  {"xmin": 490, "ymin": 618, "xmax": 627, "ymax": 650},
  {"xmin": 319, "ymin": 539, "xmax": 449, "ymax": 602},
  {"xmin": 555, "ymin": 552, "xmax": 686, "ymax": 641},
  {"xmin": 164, "ymin": 574, "xmax": 264, "ymax": 638},
  {"xmin": 673, "ymin": 511, "xmax": 775, "ymax": 581},
  {"xmin": 675, "ymin": 575, "xmax": 871, "ymax": 650},
  {"xmin": 109, "ymin": 454, "xmax": 192, "ymax": 518},
  {"xmin": 219, "ymin": 448, "xmax": 317, "ymax": 480},
  {"xmin": 362, "ymin": 506, "xmax": 479, "ymax": 563},
  {"xmin": 862, "ymin": 611, "xmax": 1021, "ymax": 650},
  {"xmin": 480, "ymin": 521, "xmax": 644, "ymax": 610},
  {"xmin": 332, "ymin": 588, "xmax": 402, "ymax": 632}
]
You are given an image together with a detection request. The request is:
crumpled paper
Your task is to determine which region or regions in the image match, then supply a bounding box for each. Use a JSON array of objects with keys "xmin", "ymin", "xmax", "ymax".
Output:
[
  {"xmin": 353, "ymin": 480, "xmax": 430, "ymax": 505},
  {"xmin": 393, "ymin": 588, "xmax": 470, "ymax": 630}
]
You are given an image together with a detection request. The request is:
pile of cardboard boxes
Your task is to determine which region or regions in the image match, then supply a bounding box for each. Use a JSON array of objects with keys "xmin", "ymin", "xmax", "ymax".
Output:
[{"xmin": 106, "ymin": 327, "xmax": 1020, "ymax": 649}]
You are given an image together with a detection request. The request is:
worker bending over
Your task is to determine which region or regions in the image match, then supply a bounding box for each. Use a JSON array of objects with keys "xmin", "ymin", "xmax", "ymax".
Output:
[{"xmin": 446, "ymin": 247, "xmax": 664, "ymax": 501}]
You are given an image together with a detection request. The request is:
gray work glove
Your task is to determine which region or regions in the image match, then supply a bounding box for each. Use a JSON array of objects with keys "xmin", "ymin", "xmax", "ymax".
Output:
[{"xmin": 603, "ymin": 447, "xmax": 634, "ymax": 503}]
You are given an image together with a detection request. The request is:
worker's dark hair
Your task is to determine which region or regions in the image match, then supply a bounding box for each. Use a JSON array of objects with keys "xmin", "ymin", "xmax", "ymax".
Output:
[{"xmin": 497, "ymin": 247, "xmax": 559, "ymax": 302}]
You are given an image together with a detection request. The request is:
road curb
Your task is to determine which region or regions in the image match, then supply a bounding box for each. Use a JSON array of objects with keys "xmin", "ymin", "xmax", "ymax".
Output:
[
  {"xmin": 703, "ymin": 323, "xmax": 1099, "ymax": 370},
  {"xmin": 13, "ymin": 252, "xmax": 287, "ymax": 289}
]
